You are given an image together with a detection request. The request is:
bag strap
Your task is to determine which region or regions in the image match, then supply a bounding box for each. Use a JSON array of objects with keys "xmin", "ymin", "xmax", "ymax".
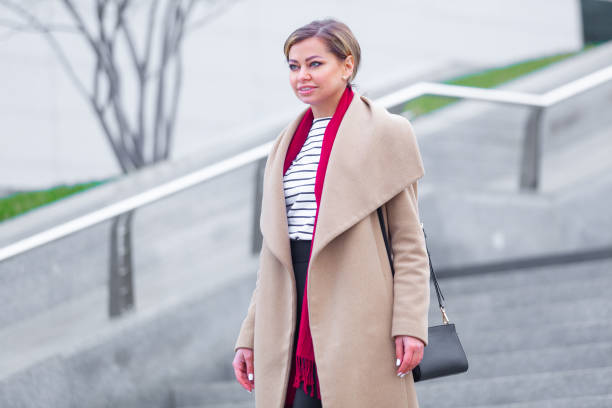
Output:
[{"xmin": 377, "ymin": 206, "xmax": 450, "ymax": 324}]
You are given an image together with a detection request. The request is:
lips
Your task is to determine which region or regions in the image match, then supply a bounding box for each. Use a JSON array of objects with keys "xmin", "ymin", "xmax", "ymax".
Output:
[{"xmin": 298, "ymin": 86, "xmax": 316, "ymax": 95}]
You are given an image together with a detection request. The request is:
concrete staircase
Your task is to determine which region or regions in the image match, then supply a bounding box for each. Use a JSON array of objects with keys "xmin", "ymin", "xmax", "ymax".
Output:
[{"xmin": 168, "ymin": 257, "xmax": 612, "ymax": 407}]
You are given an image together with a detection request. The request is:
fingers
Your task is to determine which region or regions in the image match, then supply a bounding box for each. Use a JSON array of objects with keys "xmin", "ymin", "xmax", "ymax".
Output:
[
  {"xmin": 232, "ymin": 349, "xmax": 254, "ymax": 392},
  {"xmin": 397, "ymin": 339, "xmax": 414, "ymax": 376},
  {"xmin": 394, "ymin": 337, "xmax": 403, "ymax": 369},
  {"xmin": 232, "ymin": 352, "xmax": 249, "ymax": 391},
  {"xmin": 245, "ymin": 349, "xmax": 255, "ymax": 389},
  {"xmin": 395, "ymin": 336, "xmax": 424, "ymax": 378},
  {"xmin": 409, "ymin": 343, "xmax": 424, "ymax": 371}
]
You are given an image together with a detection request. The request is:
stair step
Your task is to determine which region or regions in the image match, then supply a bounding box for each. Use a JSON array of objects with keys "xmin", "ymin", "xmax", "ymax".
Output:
[
  {"xmin": 435, "ymin": 258, "xmax": 611, "ymax": 296},
  {"xmin": 415, "ymin": 366, "xmax": 612, "ymax": 408},
  {"xmin": 432, "ymin": 340, "xmax": 612, "ymax": 383},
  {"xmin": 455, "ymin": 394, "xmax": 612, "ymax": 408},
  {"xmin": 181, "ymin": 403, "xmax": 254, "ymax": 408},
  {"xmin": 431, "ymin": 296, "xmax": 611, "ymax": 332},
  {"xmin": 461, "ymin": 319, "xmax": 612, "ymax": 354},
  {"xmin": 434, "ymin": 273, "xmax": 611, "ymax": 314},
  {"xmin": 172, "ymin": 380, "xmax": 254, "ymax": 407}
]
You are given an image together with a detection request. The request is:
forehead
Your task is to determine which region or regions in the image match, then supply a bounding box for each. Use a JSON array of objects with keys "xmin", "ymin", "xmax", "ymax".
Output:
[{"xmin": 288, "ymin": 37, "xmax": 331, "ymax": 60}]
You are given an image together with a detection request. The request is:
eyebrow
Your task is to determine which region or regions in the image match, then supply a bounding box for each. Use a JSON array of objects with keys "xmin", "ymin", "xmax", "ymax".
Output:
[{"xmin": 288, "ymin": 55, "xmax": 323, "ymax": 63}]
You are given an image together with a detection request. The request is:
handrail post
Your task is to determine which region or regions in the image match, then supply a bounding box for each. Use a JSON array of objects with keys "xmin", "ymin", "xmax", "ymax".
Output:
[
  {"xmin": 520, "ymin": 106, "xmax": 545, "ymax": 191},
  {"xmin": 252, "ymin": 158, "xmax": 266, "ymax": 254},
  {"xmin": 109, "ymin": 210, "xmax": 135, "ymax": 317}
]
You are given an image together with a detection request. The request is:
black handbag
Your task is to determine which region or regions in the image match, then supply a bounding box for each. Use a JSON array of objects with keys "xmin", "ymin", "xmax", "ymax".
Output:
[{"xmin": 377, "ymin": 207, "xmax": 469, "ymax": 382}]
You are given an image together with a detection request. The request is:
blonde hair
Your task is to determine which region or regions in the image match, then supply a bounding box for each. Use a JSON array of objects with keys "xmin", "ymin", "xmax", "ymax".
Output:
[{"xmin": 283, "ymin": 18, "xmax": 361, "ymax": 86}]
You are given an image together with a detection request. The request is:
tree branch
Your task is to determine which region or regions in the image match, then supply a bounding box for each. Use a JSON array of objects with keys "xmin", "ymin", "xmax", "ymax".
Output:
[
  {"xmin": 0, "ymin": 17, "xmax": 77, "ymax": 34},
  {"xmin": 164, "ymin": 47, "xmax": 183, "ymax": 159},
  {"xmin": 152, "ymin": 0, "xmax": 177, "ymax": 162},
  {"xmin": 62, "ymin": 0, "xmax": 102, "ymax": 55},
  {"xmin": 143, "ymin": 0, "xmax": 159, "ymax": 67},
  {"xmin": 163, "ymin": 1, "xmax": 189, "ymax": 159}
]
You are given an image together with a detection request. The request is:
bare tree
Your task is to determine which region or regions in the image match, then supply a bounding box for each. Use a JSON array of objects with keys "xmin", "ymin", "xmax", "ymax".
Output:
[
  {"xmin": 0, "ymin": 0, "xmax": 238, "ymax": 172},
  {"xmin": 0, "ymin": 0, "xmax": 239, "ymax": 317}
]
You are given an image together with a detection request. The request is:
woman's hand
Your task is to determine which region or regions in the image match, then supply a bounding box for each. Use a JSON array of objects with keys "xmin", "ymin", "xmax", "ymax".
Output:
[
  {"xmin": 394, "ymin": 335, "xmax": 425, "ymax": 377},
  {"xmin": 233, "ymin": 347, "xmax": 255, "ymax": 392}
]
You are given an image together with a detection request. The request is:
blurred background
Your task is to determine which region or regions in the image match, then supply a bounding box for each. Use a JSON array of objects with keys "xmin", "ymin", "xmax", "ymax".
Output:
[{"xmin": 0, "ymin": 0, "xmax": 611, "ymax": 407}]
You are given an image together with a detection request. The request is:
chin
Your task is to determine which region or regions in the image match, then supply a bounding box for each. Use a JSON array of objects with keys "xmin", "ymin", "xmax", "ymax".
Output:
[
  {"xmin": 296, "ymin": 94, "xmax": 316, "ymax": 105},
  {"xmin": 294, "ymin": 88, "xmax": 320, "ymax": 103}
]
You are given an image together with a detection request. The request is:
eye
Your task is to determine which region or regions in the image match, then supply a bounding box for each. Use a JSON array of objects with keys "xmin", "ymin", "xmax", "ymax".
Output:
[
  {"xmin": 288, "ymin": 64, "xmax": 298, "ymax": 71},
  {"xmin": 310, "ymin": 61, "xmax": 321, "ymax": 67}
]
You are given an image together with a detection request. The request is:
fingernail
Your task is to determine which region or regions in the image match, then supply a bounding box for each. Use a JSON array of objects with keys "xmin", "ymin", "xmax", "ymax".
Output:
[
  {"xmin": 400, "ymin": 373, "xmax": 406, "ymax": 378},
  {"xmin": 248, "ymin": 373, "xmax": 254, "ymax": 381},
  {"xmin": 397, "ymin": 372, "xmax": 402, "ymax": 377},
  {"xmin": 396, "ymin": 358, "xmax": 400, "ymax": 366},
  {"xmin": 248, "ymin": 389, "xmax": 252, "ymax": 393}
]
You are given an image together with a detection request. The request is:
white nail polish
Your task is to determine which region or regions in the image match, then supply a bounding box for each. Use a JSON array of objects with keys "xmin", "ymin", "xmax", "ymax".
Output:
[
  {"xmin": 397, "ymin": 372, "xmax": 402, "ymax": 377},
  {"xmin": 400, "ymin": 373, "xmax": 406, "ymax": 378},
  {"xmin": 396, "ymin": 358, "xmax": 401, "ymax": 366},
  {"xmin": 248, "ymin": 373, "xmax": 254, "ymax": 381}
]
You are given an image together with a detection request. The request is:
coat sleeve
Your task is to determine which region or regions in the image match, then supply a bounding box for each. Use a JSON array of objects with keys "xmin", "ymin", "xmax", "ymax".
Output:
[
  {"xmin": 233, "ymin": 130, "xmax": 284, "ymax": 354},
  {"xmin": 385, "ymin": 180, "xmax": 430, "ymax": 346},
  {"xmin": 234, "ymin": 245, "xmax": 264, "ymax": 353}
]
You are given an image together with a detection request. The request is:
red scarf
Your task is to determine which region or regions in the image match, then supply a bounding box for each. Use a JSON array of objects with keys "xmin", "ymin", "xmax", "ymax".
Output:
[{"xmin": 283, "ymin": 85, "xmax": 354, "ymax": 405}]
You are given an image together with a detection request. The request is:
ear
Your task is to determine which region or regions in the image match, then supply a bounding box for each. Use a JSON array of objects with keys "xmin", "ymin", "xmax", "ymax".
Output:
[{"xmin": 344, "ymin": 54, "xmax": 355, "ymax": 79}]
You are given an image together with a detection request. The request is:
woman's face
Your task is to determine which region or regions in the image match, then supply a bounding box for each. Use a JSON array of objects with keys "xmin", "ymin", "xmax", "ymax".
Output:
[{"xmin": 287, "ymin": 37, "xmax": 353, "ymax": 110}]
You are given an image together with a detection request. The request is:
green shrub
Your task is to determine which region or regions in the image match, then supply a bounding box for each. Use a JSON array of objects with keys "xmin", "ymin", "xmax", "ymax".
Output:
[{"xmin": 0, "ymin": 179, "xmax": 111, "ymax": 223}]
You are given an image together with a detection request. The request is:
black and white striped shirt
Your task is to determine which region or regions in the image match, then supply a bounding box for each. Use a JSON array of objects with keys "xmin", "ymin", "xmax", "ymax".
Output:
[{"xmin": 283, "ymin": 116, "xmax": 332, "ymax": 240}]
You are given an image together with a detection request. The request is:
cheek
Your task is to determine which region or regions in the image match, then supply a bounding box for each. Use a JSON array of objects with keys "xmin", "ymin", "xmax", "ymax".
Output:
[
  {"xmin": 289, "ymin": 73, "xmax": 298, "ymax": 87},
  {"xmin": 317, "ymin": 66, "xmax": 340, "ymax": 84}
]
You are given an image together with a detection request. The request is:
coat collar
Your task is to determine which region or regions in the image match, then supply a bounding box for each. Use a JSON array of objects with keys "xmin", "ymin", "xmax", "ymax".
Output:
[{"xmin": 260, "ymin": 92, "xmax": 425, "ymax": 274}]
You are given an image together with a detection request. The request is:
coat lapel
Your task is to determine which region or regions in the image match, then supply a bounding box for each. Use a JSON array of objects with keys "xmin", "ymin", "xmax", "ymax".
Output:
[
  {"xmin": 260, "ymin": 93, "xmax": 425, "ymax": 274},
  {"xmin": 259, "ymin": 108, "xmax": 305, "ymax": 274}
]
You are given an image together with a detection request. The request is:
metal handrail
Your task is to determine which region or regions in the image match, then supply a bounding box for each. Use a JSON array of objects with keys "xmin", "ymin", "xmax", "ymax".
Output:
[
  {"xmin": 377, "ymin": 64, "xmax": 612, "ymax": 109},
  {"xmin": 1, "ymin": 64, "xmax": 611, "ymax": 263}
]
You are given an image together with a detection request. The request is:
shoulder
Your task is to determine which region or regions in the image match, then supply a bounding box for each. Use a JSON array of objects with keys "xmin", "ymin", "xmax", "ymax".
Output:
[
  {"xmin": 359, "ymin": 94, "xmax": 416, "ymax": 136},
  {"xmin": 358, "ymin": 94, "xmax": 424, "ymax": 177},
  {"xmin": 358, "ymin": 95, "xmax": 418, "ymax": 150}
]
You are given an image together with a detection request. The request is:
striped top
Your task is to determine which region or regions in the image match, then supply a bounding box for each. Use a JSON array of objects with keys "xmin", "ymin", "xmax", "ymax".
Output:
[{"xmin": 283, "ymin": 116, "xmax": 332, "ymax": 240}]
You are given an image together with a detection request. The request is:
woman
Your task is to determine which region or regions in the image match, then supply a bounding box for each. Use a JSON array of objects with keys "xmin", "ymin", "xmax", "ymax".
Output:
[{"xmin": 232, "ymin": 18, "xmax": 430, "ymax": 408}]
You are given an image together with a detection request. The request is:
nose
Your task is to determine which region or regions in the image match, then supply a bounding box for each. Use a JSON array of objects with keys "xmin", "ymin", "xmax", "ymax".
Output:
[{"xmin": 298, "ymin": 66, "xmax": 311, "ymax": 82}]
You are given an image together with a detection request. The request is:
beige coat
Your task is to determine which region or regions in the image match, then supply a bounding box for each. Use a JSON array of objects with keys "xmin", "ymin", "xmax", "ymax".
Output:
[{"xmin": 235, "ymin": 92, "xmax": 431, "ymax": 408}]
